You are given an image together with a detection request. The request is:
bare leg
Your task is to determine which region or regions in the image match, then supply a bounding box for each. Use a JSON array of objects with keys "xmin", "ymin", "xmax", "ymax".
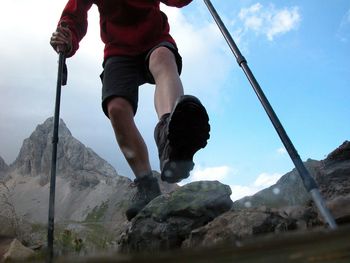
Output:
[
  {"xmin": 149, "ymin": 47, "xmax": 210, "ymax": 184},
  {"xmin": 107, "ymin": 97, "xmax": 152, "ymax": 178},
  {"xmin": 106, "ymin": 47, "xmax": 182, "ymax": 178},
  {"xmin": 149, "ymin": 47, "xmax": 184, "ymax": 119}
]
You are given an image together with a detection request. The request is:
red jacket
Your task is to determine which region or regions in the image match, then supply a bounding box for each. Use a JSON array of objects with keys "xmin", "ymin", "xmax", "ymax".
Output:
[{"xmin": 58, "ymin": 0, "xmax": 192, "ymax": 59}]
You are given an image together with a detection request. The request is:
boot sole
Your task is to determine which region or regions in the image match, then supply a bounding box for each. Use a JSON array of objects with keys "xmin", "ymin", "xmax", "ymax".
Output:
[{"xmin": 161, "ymin": 95, "xmax": 210, "ymax": 183}]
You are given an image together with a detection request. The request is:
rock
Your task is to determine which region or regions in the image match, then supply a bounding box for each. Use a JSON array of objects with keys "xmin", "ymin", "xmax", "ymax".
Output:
[
  {"xmin": 182, "ymin": 208, "xmax": 302, "ymax": 248},
  {"xmin": 138, "ymin": 180, "xmax": 233, "ymax": 222},
  {"xmin": 2, "ymin": 239, "xmax": 35, "ymax": 262},
  {"xmin": 42, "ymin": 225, "xmax": 350, "ymax": 263},
  {"xmin": 232, "ymin": 161, "xmax": 318, "ymax": 210},
  {"xmin": 327, "ymin": 194, "xmax": 350, "ymax": 224},
  {"xmin": 0, "ymin": 157, "xmax": 9, "ymax": 180},
  {"xmin": 0, "ymin": 183, "xmax": 18, "ymax": 237},
  {"xmin": 233, "ymin": 141, "xmax": 350, "ymax": 210},
  {"xmin": 316, "ymin": 143, "xmax": 350, "ymax": 201},
  {"xmin": 324, "ymin": 140, "xmax": 350, "ymax": 166},
  {"xmin": 11, "ymin": 117, "xmax": 119, "ymax": 186},
  {"xmin": 2, "ymin": 117, "xmax": 128, "ymax": 225},
  {"xmin": 118, "ymin": 181, "xmax": 233, "ymax": 252},
  {"xmin": 277, "ymin": 205, "xmax": 321, "ymax": 229}
]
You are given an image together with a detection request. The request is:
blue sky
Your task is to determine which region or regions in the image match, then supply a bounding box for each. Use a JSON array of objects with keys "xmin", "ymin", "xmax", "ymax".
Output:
[{"xmin": 0, "ymin": 1, "xmax": 349, "ymax": 200}]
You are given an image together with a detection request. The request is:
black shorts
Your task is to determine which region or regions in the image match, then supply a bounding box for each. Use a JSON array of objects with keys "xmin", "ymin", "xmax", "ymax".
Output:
[{"xmin": 100, "ymin": 42, "xmax": 182, "ymax": 117}]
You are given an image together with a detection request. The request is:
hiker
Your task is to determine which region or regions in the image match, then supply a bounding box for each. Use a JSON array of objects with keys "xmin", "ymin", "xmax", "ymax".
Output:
[{"xmin": 50, "ymin": 0, "xmax": 210, "ymax": 220}]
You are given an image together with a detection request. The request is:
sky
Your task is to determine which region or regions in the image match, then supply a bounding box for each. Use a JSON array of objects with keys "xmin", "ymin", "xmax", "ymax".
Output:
[{"xmin": 0, "ymin": 0, "xmax": 349, "ymax": 201}]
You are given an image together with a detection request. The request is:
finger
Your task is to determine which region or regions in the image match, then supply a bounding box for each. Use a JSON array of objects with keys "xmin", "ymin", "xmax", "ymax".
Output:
[
  {"xmin": 51, "ymin": 40, "xmax": 66, "ymax": 47},
  {"xmin": 50, "ymin": 40, "xmax": 70, "ymax": 54},
  {"xmin": 56, "ymin": 45, "xmax": 66, "ymax": 53},
  {"xmin": 60, "ymin": 27, "xmax": 71, "ymax": 35},
  {"xmin": 51, "ymin": 34, "xmax": 70, "ymax": 44},
  {"xmin": 52, "ymin": 35, "xmax": 68, "ymax": 42},
  {"xmin": 50, "ymin": 36, "xmax": 67, "ymax": 47},
  {"xmin": 57, "ymin": 26, "xmax": 71, "ymax": 38},
  {"xmin": 52, "ymin": 31, "xmax": 67, "ymax": 38},
  {"xmin": 51, "ymin": 25, "xmax": 72, "ymax": 54}
]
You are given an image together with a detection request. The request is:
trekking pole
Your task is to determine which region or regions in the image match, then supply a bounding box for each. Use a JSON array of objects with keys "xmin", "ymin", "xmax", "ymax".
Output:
[
  {"xmin": 203, "ymin": 0, "xmax": 337, "ymax": 229},
  {"xmin": 47, "ymin": 32, "xmax": 68, "ymax": 260}
]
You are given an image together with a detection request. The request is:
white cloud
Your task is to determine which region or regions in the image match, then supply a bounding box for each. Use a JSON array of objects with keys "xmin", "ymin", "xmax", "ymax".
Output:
[
  {"xmin": 345, "ymin": 9, "xmax": 350, "ymax": 23},
  {"xmin": 0, "ymin": 1, "xmax": 69, "ymax": 163},
  {"xmin": 253, "ymin": 172, "xmax": 282, "ymax": 188},
  {"xmin": 239, "ymin": 3, "xmax": 263, "ymax": 30},
  {"xmin": 0, "ymin": 2, "xmax": 234, "ymax": 177},
  {"xmin": 230, "ymin": 172, "xmax": 282, "ymax": 201},
  {"xmin": 160, "ymin": 5, "xmax": 233, "ymax": 109},
  {"xmin": 230, "ymin": 185, "xmax": 257, "ymax": 202},
  {"xmin": 191, "ymin": 165, "xmax": 232, "ymax": 182},
  {"xmin": 78, "ymin": 6, "xmax": 105, "ymax": 59},
  {"xmin": 179, "ymin": 165, "xmax": 233, "ymax": 187},
  {"xmin": 239, "ymin": 3, "xmax": 263, "ymax": 17},
  {"xmin": 182, "ymin": 164, "xmax": 283, "ymax": 202},
  {"xmin": 337, "ymin": 9, "xmax": 350, "ymax": 42},
  {"xmin": 238, "ymin": 3, "xmax": 301, "ymax": 41},
  {"xmin": 277, "ymin": 147, "xmax": 287, "ymax": 155},
  {"xmin": 267, "ymin": 8, "xmax": 301, "ymax": 40}
]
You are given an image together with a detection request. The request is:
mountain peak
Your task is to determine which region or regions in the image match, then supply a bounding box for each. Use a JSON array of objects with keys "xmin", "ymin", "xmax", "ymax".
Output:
[
  {"xmin": 39, "ymin": 117, "xmax": 71, "ymax": 138},
  {"xmin": 324, "ymin": 140, "xmax": 350, "ymax": 166},
  {"xmin": 11, "ymin": 117, "xmax": 118, "ymax": 187}
]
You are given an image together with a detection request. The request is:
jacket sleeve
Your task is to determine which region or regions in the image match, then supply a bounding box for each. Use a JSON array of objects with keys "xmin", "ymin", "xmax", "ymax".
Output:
[
  {"xmin": 160, "ymin": 0, "xmax": 193, "ymax": 8},
  {"xmin": 58, "ymin": 0, "xmax": 93, "ymax": 57}
]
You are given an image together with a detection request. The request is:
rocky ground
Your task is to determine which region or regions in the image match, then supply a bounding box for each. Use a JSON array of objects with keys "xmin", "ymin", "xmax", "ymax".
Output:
[
  {"xmin": 117, "ymin": 141, "xmax": 350, "ymax": 253},
  {"xmin": 0, "ymin": 118, "xmax": 349, "ymax": 261},
  {"xmin": 57, "ymin": 225, "xmax": 350, "ymax": 263}
]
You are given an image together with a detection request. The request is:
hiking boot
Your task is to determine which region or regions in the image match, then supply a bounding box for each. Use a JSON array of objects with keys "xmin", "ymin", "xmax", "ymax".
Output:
[
  {"xmin": 154, "ymin": 95, "xmax": 210, "ymax": 183},
  {"xmin": 126, "ymin": 174, "xmax": 161, "ymax": 221}
]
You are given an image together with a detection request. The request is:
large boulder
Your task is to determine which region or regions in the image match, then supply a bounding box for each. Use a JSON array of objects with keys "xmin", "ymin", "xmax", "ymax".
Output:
[
  {"xmin": 183, "ymin": 141, "xmax": 350, "ymax": 250},
  {"xmin": 183, "ymin": 205, "xmax": 320, "ymax": 248},
  {"xmin": 2, "ymin": 239, "xmax": 35, "ymax": 262},
  {"xmin": 119, "ymin": 181, "xmax": 233, "ymax": 252}
]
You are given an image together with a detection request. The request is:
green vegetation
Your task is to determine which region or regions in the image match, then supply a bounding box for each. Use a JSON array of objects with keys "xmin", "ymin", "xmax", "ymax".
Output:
[
  {"xmin": 53, "ymin": 222, "xmax": 116, "ymax": 256},
  {"xmin": 56, "ymin": 229, "xmax": 84, "ymax": 254},
  {"xmin": 25, "ymin": 201, "xmax": 119, "ymax": 257},
  {"xmin": 84, "ymin": 201, "xmax": 109, "ymax": 222}
]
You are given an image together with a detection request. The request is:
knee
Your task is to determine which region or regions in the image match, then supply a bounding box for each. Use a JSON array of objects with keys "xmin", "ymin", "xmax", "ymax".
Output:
[
  {"xmin": 107, "ymin": 97, "xmax": 133, "ymax": 121},
  {"xmin": 149, "ymin": 47, "xmax": 176, "ymax": 76}
]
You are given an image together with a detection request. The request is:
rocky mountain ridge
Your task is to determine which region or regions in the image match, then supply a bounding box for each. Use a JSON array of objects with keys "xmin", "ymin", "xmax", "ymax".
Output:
[
  {"xmin": 0, "ymin": 117, "xmax": 176, "ymax": 248},
  {"xmin": 10, "ymin": 117, "xmax": 118, "ymax": 187},
  {"xmin": 0, "ymin": 117, "xmax": 349, "ymax": 258},
  {"xmin": 232, "ymin": 141, "xmax": 350, "ymax": 210},
  {"xmin": 1, "ymin": 118, "xmax": 126, "ymax": 223}
]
